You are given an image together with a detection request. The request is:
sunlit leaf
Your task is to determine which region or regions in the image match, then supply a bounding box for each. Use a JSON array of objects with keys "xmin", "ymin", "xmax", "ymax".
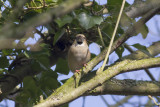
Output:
[
  {"xmin": 46, "ymin": 0, "xmax": 58, "ymax": 3},
  {"xmin": 55, "ymin": 15, "xmax": 73, "ymax": 27},
  {"xmin": 139, "ymin": 24, "xmax": 149, "ymax": 39},
  {"xmin": 2, "ymin": 49, "xmax": 13, "ymax": 56},
  {"xmin": 77, "ymin": 12, "xmax": 103, "ymax": 29},
  {"xmin": 132, "ymin": 43, "xmax": 152, "ymax": 57}
]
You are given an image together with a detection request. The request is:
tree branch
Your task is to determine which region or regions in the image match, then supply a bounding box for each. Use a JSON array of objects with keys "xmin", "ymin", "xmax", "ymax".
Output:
[
  {"xmin": 35, "ymin": 57, "xmax": 160, "ymax": 107},
  {"xmin": 86, "ymin": 79, "xmax": 160, "ymax": 96},
  {"xmin": 122, "ymin": 41, "xmax": 160, "ymax": 60},
  {"xmin": 125, "ymin": 0, "xmax": 160, "ymax": 18}
]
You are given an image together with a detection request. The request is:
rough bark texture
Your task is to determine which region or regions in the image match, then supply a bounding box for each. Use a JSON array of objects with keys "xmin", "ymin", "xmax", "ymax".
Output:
[
  {"xmin": 86, "ymin": 79, "xmax": 160, "ymax": 96},
  {"xmin": 0, "ymin": 0, "xmax": 160, "ymax": 106},
  {"xmin": 35, "ymin": 57, "xmax": 160, "ymax": 107}
]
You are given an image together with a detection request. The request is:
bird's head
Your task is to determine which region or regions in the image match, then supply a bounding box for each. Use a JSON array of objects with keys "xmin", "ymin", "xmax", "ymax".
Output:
[{"xmin": 75, "ymin": 34, "xmax": 86, "ymax": 45}]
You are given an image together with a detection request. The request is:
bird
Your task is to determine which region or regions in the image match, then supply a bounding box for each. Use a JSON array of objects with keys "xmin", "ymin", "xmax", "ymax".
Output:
[{"xmin": 68, "ymin": 34, "xmax": 91, "ymax": 73}]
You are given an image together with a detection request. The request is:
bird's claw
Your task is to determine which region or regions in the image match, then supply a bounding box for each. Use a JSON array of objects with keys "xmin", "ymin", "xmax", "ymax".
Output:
[
  {"xmin": 83, "ymin": 63, "xmax": 88, "ymax": 68},
  {"xmin": 75, "ymin": 70, "xmax": 81, "ymax": 74}
]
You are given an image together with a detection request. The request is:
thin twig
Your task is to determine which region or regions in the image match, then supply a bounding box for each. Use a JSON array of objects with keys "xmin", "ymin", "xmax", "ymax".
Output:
[
  {"xmin": 82, "ymin": 96, "xmax": 86, "ymax": 107},
  {"xmin": 97, "ymin": 26, "xmax": 105, "ymax": 47},
  {"xmin": 110, "ymin": 96, "xmax": 133, "ymax": 107},
  {"xmin": 27, "ymin": 5, "xmax": 49, "ymax": 9},
  {"xmin": 100, "ymin": 95, "xmax": 110, "ymax": 106},
  {"xmin": 148, "ymin": 95, "xmax": 160, "ymax": 107},
  {"xmin": 1, "ymin": 0, "xmax": 10, "ymax": 9},
  {"xmin": 32, "ymin": 0, "xmax": 38, "ymax": 7},
  {"xmin": 99, "ymin": 0, "xmax": 126, "ymax": 72},
  {"xmin": 124, "ymin": 43, "xmax": 156, "ymax": 81}
]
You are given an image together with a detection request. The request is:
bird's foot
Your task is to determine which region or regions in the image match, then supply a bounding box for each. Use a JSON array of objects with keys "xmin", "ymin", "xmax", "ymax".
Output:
[
  {"xmin": 83, "ymin": 63, "xmax": 88, "ymax": 68},
  {"xmin": 75, "ymin": 70, "xmax": 81, "ymax": 74}
]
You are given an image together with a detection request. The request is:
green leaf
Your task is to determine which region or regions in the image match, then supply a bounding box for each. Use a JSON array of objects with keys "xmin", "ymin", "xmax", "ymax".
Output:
[
  {"xmin": 77, "ymin": 12, "xmax": 103, "ymax": 29},
  {"xmin": 108, "ymin": 0, "xmax": 123, "ymax": 7},
  {"xmin": 0, "ymin": 69, "xmax": 7, "ymax": 74},
  {"xmin": 23, "ymin": 10, "xmax": 40, "ymax": 21},
  {"xmin": 2, "ymin": 49, "xmax": 13, "ymax": 56},
  {"xmin": 39, "ymin": 70, "xmax": 59, "ymax": 91},
  {"xmin": 16, "ymin": 91, "xmax": 31, "ymax": 104},
  {"xmin": 31, "ymin": 60, "xmax": 45, "ymax": 73},
  {"xmin": 139, "ymin": 24, "xmax": 149, "ymax": 39},
  {"xmin": 107, "ymin": 0, "xmax": 123, "ymax": 13},
  {"xmin": 91, "ymin": 53, "xmax": 96, "ymax": 59},
  {"xmin": 53, "ymin": 28, "xmax": 65, "ymax": 45},
  {"xmin": 115, "ymin": 46, "xmax": 124, "ymax": 58},
  {"xmin": 55, "ymin": 58, "xmax": 69, "ymax": 75},
  {"xmin": 24, "ymin": 48, "xmax": 50, "ymax": 69},
  {"xmin": 102, "ymin": 22, "xmax": 114, "ymax": 37},
  {"xmin": 25, "ymin": 49, "xmax": 50, "ymax": 73},
  {"xmin": 24, "ymin": 51, "xmax": 30, "ymax": 58},
  {"xmin": 107, "ymin": 0, "xmax": 129, "ymax": 13},
  {"xmin": 30, "ymin": 0, "xmax": 41, "ymax": 7},
  {"xmin": 31, "ymin": 57, "xmax": 49, "ymax": 72},
  {"xmin": 8, "ymin": 0, "xmax": 17, "ymax": 8},
  {"xmin": 120, "ymin": 13, "xmax": 134, "ymax": 29},
  {"xmin": 23, "ymin": 77, "xmax": 38, "ymax": 95},
  {"xmin": 55, "ymin": 15, "xmax": 73, "ymax": 27},
  {"xmin": 0, "ymin": 56, "xmax": 9, "ymax": 68},
  {"xmin": 1, "ymin": 9, "xmax": 10, "ymax": 19},
  {"xmin": 37, "ymin": 55, "xmax": 50, "ymax": 68},
  {"xmin": 46, "ymin": 0, "xmax": 58, "ymax": 3},
  {"xmin": 132, "ymin": 44, "xmax": 152, "ymax": 57},
  {"xmin": 22, "ymin": 76, "xmax": 42, "ymax": 103}
]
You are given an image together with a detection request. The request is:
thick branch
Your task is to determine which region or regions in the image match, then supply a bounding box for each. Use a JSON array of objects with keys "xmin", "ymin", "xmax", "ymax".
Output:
[
  {"xmin": 35, "ymin": 57, "xmax": 160, "ymax": 107},
  {"xmin": 122, "ymin": 41, "xmax": 160, "ymax": 60},
  {"xmin": 125, "ymin": 0, "xmax": 160, "ymax": 18},
  {"xmin": 1, "ymin": 41, "xmax": 160, "ymax": 103},
  {"xmin": 86, "ymin": 79, "xmax": 160, "ymax": 96}
]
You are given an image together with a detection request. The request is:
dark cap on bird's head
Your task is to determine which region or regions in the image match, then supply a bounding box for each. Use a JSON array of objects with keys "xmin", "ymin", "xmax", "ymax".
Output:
[{"xmin": 75, "ymin": 34, "xmax": 86, "ymax": 45}]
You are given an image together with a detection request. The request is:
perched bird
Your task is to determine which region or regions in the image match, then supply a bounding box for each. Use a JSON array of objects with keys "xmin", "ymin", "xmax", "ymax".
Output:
[{"xmin": 68, "ymin": 34, "xmax": 91, "ymax": 73}]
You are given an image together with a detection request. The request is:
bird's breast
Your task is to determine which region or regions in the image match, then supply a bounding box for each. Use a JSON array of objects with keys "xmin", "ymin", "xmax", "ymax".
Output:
[{"xmin": 70, "ymin": 45, "xmax": 88, "ymax": 62}]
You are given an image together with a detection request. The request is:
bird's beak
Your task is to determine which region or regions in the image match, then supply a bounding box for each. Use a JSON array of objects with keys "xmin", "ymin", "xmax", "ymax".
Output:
[{"xmin": 76, "ymin": 36, "xmax": 84, "ymax": 44}]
